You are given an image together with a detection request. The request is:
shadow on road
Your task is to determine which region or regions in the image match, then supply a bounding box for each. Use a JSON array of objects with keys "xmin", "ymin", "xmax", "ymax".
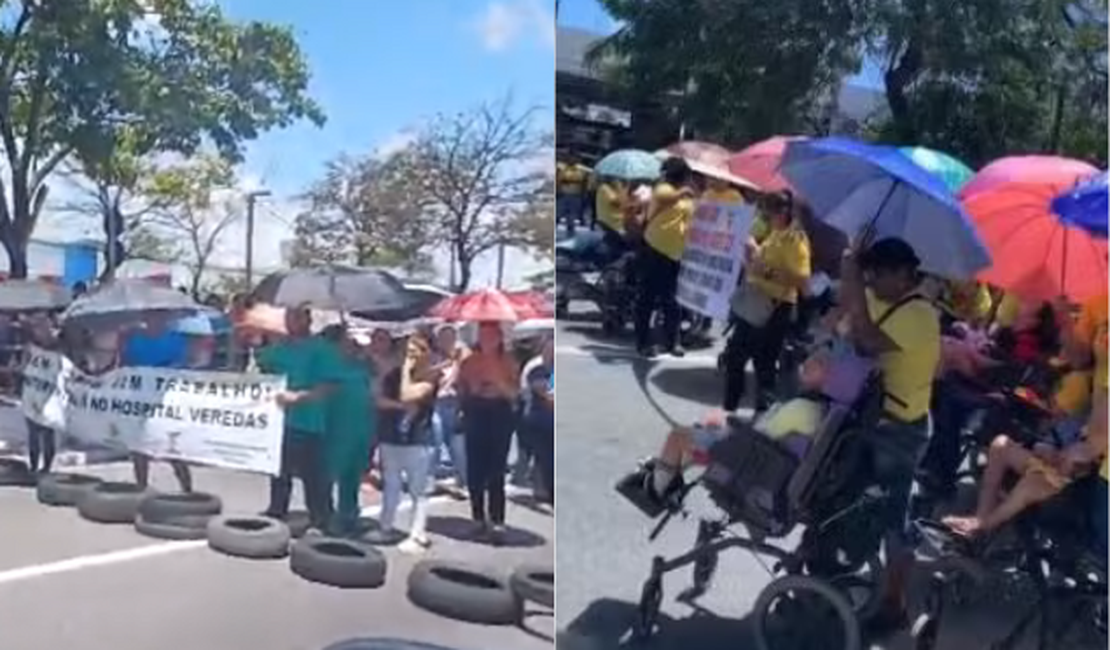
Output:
[
  {"xmin": 426, "ymin": 515, "xmax": 547, "ymax": 548},
  {"xmin": 558, "ymin": 598, "xmax": 751, "ymax": 650},
  {"xmin": 649, "ymin": 366, "xmax": 723, "ymax": 407}
]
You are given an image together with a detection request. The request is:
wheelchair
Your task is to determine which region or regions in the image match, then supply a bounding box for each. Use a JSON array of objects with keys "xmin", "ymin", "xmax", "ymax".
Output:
[
  {"xmin": 911, "ymin": 475, "xmax": 1107, "ymax": 650},
  {"xmin": 616, "ymin": 370, "xmax": 896, "ymax": 650}
]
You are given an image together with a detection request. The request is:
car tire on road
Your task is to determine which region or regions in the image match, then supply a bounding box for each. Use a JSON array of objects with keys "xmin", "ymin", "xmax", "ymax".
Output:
[
  {"xmin": 0, "ymin": 458, "xmax": 34, "ymax": 487},
  {"xmin": 138, "ymin": 492, "xmax": 222, "ymax": 522},
  {"xmin": 510, "ymin": 564, "xmax": 554, "ymax": 609},
  {"xmin": 407, "ymin": 560, "xmax": 522, "ymax": 625},
  {"xmin": 36, "ymin": 473, "xmax": 103, "ymax": 506},
  {"xmin": 289, "ymin": 537, "xmax": 387, "ymax": 588},
  {"xmin": 77, "ymin": 481, "xmax": 153, "ymax": 524},
  {"xmin": 361, "ymin": 527, "xmax": 405, "ymax": 546},
  {"xmin": 134, "ymin": 514, "xmax": 213, "ymax": 541},
  {"xmin": 207, "ymin": 515, "xmax": 291, "ymax": 559}
]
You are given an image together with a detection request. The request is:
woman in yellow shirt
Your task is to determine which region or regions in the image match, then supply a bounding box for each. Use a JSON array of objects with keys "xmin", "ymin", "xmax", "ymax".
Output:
[
  {"xmin": 556, "ymin": 153, "xmax": 590, "ymax": 232},
  {"xmin": 722, "ymin": 191, "xmax": 811, "ymax": 412},
  {"xmin": 634, "ymin": 157, "xmax": 696, "ymax": 357}
]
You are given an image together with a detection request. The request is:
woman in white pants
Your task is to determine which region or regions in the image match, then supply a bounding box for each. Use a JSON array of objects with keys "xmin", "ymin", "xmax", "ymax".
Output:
[{"xmin": 377, "ymin": 333, "xmax": 440, "ymax": 554}]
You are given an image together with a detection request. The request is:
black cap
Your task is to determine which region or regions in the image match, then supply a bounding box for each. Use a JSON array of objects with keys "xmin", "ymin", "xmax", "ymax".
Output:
[{"xmin": 859, "ymin": 237, "xmax": 921, "ymax": 272}]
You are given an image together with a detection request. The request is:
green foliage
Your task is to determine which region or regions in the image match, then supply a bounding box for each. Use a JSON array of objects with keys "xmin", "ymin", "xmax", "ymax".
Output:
[
  {"xmin": 291, "ymin": 152, "xmax": 437, "ymax": 276},
  {"xmin": 0, "ymin": 0, "xmax": 322, "ymax": 276}
]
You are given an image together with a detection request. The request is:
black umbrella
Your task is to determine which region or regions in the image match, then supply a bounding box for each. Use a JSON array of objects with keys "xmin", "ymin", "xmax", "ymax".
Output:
[
  {"xmin": 60, "ymin": 280, "xmax": 201, "ymax": 330},
  {"xmin": 251, "ymin": 266, "xmax": 425, "ymax": 318}
]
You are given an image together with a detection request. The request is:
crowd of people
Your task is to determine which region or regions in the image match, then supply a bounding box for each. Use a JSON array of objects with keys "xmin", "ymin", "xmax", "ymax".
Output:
[
  {"xmin": 558, "ymin": 145, "xmax": 1107, "ymax": 638},
  {"xmin": 2, "ymin": 283, "xmax": 555, "ymax": 555}
]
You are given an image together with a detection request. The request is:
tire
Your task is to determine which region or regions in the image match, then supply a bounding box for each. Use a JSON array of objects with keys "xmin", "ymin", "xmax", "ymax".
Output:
[
  {"xmin": 407, "ymin": 560, "xmax": 522, "ymax": 625},
  {"xmin": 36, "ymin": 473, "xmax": 103, "ymax": 506},
  {"xmin": 752, "ymin": 574, "xmax": 862, "ymax": 650},
  {"xmin": 138, "ymin": 492, "xmax": 222, "ymax": 522},
  {"xmin": 510, "ymin": 563, "xmax": 554, "ymax": 608},
  {"xmin": 361, "ymin": 527, "xmax": 406, "ymax": 546},
  {"xmin": 321, "ymin": 639, "xmax": 465, "ymax": 650},
  {"xmin": 0, "ymin": 458, "xmax": 34, "ymax": 487},
  {"xmin": 287, "ymin": 510, "xmax": 312, "ymax": 538},
  {"xmin": 289, "ymin": 537, "xmax": 387, "ymax": 589},
  {"xmin": 207, "ymin": 515, "xmax": 291, "ymax": 559},
  {"xmin": 77, "ymin": 482, "xmax": 153, "ymax": 524},
  {"xmin": 134, "ymin": 514, "xmax": 213, "ymax": 541}
]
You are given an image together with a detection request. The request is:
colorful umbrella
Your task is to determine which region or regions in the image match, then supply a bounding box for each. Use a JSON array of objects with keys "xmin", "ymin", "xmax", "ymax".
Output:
[
  {"xmin": 958, "ymin": 156, "xmax": 1100, "ymax": 200},
  {"xmin": 961, "ymin": 158, "xmax": 1106, "ymax": 302},
  {"xmin": 1051, "ymin": 171, "xmax": 1107, "ymax": 239},
  {"xmin": 726, "ymin": 136, "xmax": 807, "ymax": 192},
  {"xmin": 429, "ymin": 289, "xmax": 549, "ymax": 323},
  {"xmin": 781, "ymin": 137, "xmax": 991, "ymax": 280},
  {"xmin": 594, "ymin": 149, "xmax": 661, "ymax": 181},
  {"xmin": 656, "ymin": 141, "xmax": 732, "ymax": 166},
  {"xmin": 899, "ymin": 147, "xmax": 974, "ymax": 192}
]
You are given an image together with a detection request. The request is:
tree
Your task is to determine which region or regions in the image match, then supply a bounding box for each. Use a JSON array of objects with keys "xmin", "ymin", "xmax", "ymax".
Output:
[
  {"xmin": 0, "ymin": 0, "xmax": 323, "ymax": 277},
  {"xmin": 291, "ymin": 152, "xmax": 436, "ymax": 274},
  {"xmin": 145, "ymin": 155, "xmax": 239, "ymax": 299},
  {"xmin": 863, "ymin": 0, "xmax": 1107, "ymax": 167},
  {"xmin": 590, "ymin": 0, "xmax": 866, "ymax": 145},
  {"xmin": 399, "ymin": 96, "xmax": 552, "ymax": 291}
]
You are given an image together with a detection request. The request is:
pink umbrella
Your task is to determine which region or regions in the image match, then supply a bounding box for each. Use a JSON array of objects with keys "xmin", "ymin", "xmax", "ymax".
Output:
[
  {"xmin": 959, "ymin": 156, "xmax": 1105, "ymax": 302},
  {"xmin": 726, "ymin": 136, "xmax": 808, "ymax": 192},
  {"xmin": 658, "ymin": 141, "xmax": 732, "ymax": 167},
  {"xmin": 958, "ymin": 155, "xmax": 1100, "ymax": 200}
]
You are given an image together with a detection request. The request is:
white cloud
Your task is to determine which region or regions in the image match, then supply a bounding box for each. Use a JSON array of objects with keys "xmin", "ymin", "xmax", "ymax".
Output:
[{"xmin": 473, "ymin": 0, "xmax": 554, "ymax": 52}]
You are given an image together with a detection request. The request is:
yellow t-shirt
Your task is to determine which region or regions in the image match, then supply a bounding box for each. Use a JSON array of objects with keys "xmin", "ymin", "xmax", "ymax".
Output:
[
  {"xmin": 643, "ymin": 182, "xmax": 695, "ymax": 261},
  {"xmin": 557, "ymin": 163, "xmax": 590, "ymax": 195},
  {"xmin": 701, "ymin": 187, "xmax": 745, "ymax": 205},
  {"xmin": 1055, "ymin": 370, "xmax": 1093, "ymax": 416},
  {"xmin": 748, "ymin": 226, "xmax": 811, "ymax": 304},
  {"xmin": 1076, "ymin": 293, "xmax": 1108, "ymax": 392},
  {"xmin": 944, "ymin": 280, "xmax": 993, "ymax": 324},
  {"xmin": 993, "ymin": 292, "xmax": 1022, "ymax": 328},
  {"xmin": 866, "ymin": 290, "xmax": 942, "ymax": 422},
  {"xmin": 595, "ymin": 183, "xmax": 625, "ymax": 234}
]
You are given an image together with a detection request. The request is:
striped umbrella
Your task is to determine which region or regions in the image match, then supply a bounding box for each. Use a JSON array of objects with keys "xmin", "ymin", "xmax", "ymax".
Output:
[
  {"xmin": 727, "ymin": 136, "xmax": 808, "ymax": 192},
  {"xmin": 656, "ymin": 141, "xmax": 732, "ymax": 166},
  {"xmin": 899, "ymin": 147, "xmax": 974, "ymax": 192}
]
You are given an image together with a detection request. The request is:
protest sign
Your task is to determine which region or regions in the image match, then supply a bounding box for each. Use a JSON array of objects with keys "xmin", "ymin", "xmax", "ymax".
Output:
[
  {"xmin": 22, "ymin": 346, "xmax": 287, "ymax": 475},
  {"xmin": 676, "ymin": 201, "xmax": 755, "ymax": 319}
]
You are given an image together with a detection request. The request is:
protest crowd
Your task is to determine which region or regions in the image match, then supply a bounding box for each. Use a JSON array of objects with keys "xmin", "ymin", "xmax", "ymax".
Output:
[
  {"xmin": 556, "ymin": 140, "xmax": 1107, "ymax": 649},
  {"xmin": 0, "ymin": 269, "xmax": 554, "ymax": 622}
]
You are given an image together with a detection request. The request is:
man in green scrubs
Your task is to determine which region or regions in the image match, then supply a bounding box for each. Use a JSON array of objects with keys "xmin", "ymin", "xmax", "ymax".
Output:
[{"xmin": 257, "ymin": 306, "xmax": 342, "ymax": 532}]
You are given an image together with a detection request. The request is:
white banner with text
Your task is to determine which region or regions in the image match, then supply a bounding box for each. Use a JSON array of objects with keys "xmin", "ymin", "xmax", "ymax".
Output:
[
  {"xmin": 676, "ymin": 201, "xmax": 756, "ymax": 319},
  {"xmin": 21, "ymin": 346, "xmax": 286, "ymax": 475}
]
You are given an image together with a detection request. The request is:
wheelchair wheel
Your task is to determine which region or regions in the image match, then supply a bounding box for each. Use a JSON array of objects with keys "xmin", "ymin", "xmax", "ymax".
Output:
[
  {"xmin": 911, "ymin": 613, "xmax": 940, "ymax": 650},
  {"xmin": 829, "ymin": 555, "xmax": 884, "ymax": 623},
  {"xmin": 752, "ymin": 575, "xmax": 861, "ymax": 650}
]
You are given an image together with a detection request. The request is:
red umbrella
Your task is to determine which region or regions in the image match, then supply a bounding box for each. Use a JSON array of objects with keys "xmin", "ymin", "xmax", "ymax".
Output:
[
  {"xmin": 430, "ymin": 289, "xmax": 549, "ymax": 322},
  {"xmin": 726, "ymin": 136, "xmax": 808, "ymax": 192},
  {"xmin": 960, "ymin": 156, "xmax": 1106, "ymax": 303}
]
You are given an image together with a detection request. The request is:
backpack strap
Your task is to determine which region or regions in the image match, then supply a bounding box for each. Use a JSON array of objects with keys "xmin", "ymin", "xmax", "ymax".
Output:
[{"xmin": 875, "ymin": 293, "xmax": 927, "ymax": 328}]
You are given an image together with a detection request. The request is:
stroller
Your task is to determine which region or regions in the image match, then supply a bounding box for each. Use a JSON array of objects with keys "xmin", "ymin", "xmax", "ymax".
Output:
[{"xmin": 616, "ymin": 357, "xmax": 895, "ymax": 650}]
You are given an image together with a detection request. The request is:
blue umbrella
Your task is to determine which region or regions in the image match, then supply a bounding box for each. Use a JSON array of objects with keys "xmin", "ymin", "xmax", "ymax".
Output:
[
  {"xmin": 171, "ymin": 308, "xmax": 231, "ymax": 336},
  {"xmin": 594, "ymin": 149, "xmax": 661, "ymax": 181},
  {"xmin": 1051, "ymin": 171, "xmax": 1107, "ymax": 238},
  {"xmin": 780, "ymin": 137, "xmax": 992, "ymax": 280}
]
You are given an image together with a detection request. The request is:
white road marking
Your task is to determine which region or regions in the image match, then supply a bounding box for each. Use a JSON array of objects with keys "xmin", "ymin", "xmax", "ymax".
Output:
[
  {"xmin": 555, "ymin": 345, "xmax": 718, "ymax": 366},
  {"xmin": 0, "ymin": 497, "xmax": 453, "ymax": 586}
]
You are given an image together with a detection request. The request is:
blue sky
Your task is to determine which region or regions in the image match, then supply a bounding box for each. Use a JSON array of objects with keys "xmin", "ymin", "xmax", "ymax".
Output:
[
  {"xmin": 557, "ymin": 0, "xmax": 885, "ymax": 89},
  {"xmin": 43, "ymin": 0, "xmax": 556, "ymax": 287}
]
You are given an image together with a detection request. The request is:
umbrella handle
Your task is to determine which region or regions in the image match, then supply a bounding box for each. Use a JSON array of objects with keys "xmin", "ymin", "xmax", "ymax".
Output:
[{"xmin": 857, "ymin": 180, "xmax": 901, "ymax": 251}]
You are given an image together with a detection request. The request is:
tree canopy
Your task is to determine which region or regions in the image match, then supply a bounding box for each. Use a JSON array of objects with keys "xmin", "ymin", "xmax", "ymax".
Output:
[
  {"xmin": 593, "ymin": 0, "xmax": 1107, "ymax": 168},
  {"xmin": 0, "ymin": 0, "xmax": 323, "ymax": 277}
]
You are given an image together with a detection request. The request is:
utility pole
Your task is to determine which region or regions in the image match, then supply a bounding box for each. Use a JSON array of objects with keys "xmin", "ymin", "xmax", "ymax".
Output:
[
  {"xmin": 243, "ymin": 189, "xmax": 271, "ymax": 289},
  {"xmin": 495, "ymin": 239, "xmax": 506, "ymax": 289}
]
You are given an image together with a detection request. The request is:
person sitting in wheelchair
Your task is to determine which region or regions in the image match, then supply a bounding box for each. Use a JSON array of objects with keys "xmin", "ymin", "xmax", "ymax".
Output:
[
  {"xmin": 942, "ymin": 291, "xmax": 1109, "ymax": 540},
  {"xmin": 623, "ymin": 237, "xmax": 943, "ymax": 637}
]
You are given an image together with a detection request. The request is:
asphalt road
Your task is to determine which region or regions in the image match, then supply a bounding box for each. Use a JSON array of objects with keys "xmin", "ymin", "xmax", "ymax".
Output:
[
  {"xmin": 553, "ymin": 299, "xmax": 1104, "ymax": 650},
  {"xmin": 0, "ymin": 463, "xmax": 554, "ymax": 650}
]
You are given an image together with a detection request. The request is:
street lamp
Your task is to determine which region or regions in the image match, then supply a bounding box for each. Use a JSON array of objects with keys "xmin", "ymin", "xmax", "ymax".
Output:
[{"xmin": 243, "ymin": 189, "xmax": 271, "ymax": 289}]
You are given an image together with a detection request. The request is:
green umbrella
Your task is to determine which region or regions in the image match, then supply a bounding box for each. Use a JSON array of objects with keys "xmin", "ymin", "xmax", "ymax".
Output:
[{"xmin": 899, "ymin": 146, "xmax": 975, "ymax": 192}]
